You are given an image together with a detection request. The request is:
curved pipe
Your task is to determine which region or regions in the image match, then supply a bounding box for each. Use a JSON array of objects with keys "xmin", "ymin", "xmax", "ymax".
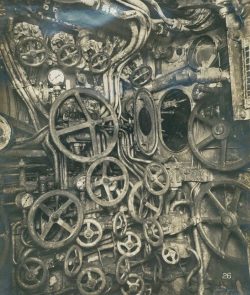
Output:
[
  {"xmin": 142, "ymin": 0, "xmax": 189, "ymax": 31},
  {"xmin": 186, "ymin": 248, "xmax": 201, "ymax": 287},
  {"xmin": 14, "ymin": 126, "xmax": 49, "ymax": 148},
  {"xmin": 0, "ymin": 42, "xmax": 41, "ymax": 131}
]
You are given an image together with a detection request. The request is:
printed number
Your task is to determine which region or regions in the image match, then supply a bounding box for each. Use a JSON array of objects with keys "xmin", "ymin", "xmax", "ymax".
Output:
[{"xmin": 222, "ymin": 273, "xmax": 231, "ymax": 279}]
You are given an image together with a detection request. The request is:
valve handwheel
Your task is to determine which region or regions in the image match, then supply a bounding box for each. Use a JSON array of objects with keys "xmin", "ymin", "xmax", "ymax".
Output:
[
  {"xmin": 144, "ymin": 162, "xmax": 170, "ymax": 195},
  {"xmin": 143, "ymin": 218, "xmax": 164, "ymax": 247},
  {"xmin": 28, "ymin": 190, "xmax": 84, "ymax": 249},
  {"xmin": 130, "ymin": 65, "xmax": 152, "ymax": 87},
  {"xmin": 57, "ymin": 43, "xmax": 81, "ymax": 67},
  {"xmin": 162, "ymin": 245, "xmax": 180, "ymax": 265},
  {"xmin": 77, "ymin": 267, "xmax": 106, "ymax": 295},
  {"xmin": 50, "ymin": 88, "xmax": 119, "ymax": 163},
  {"xmin": 16, "ymin": 257, "xmax": 48, "ymax": 290},
  {"xmin": 188, "ymin": 96, "xmax": 250, "ymax": 171},
  {"xmin": 16, "ymin": 37, "xmax": 48, "ymax": 67},
  {"xmin": 116, "ymin": 255, "xmax": 131, "ymax": 285},
  {"xmin": 64, "ymin": 244, "xmax": 83, "ymax": 277},
  {"xmin": 76, "ymin": 219, "xmax": 103, "ymax": 248},
  {"xmin": 121, "ymin": 273, "xmax": 145, "ymax": 295},
  {"xmin": 117, "ymin": 231, "xmax": 142, "ymax": 257},
  {"xmin": 86, "ymin": 157, "xmax": 129, "ymax": 207},
  {"xmin": 89, "ymin": 52, "xmax": 111, "ymax": 74},
  {"xmin": 113, "ymin": 212, "xmax": 128, "ymax": 239},
  {"xmin": 195, "ymin": 180, "xmax": 250, "ymax": 263},
  {"xmin": 128, "ymin": 181, "xmax": 163, "ymax": 223}
]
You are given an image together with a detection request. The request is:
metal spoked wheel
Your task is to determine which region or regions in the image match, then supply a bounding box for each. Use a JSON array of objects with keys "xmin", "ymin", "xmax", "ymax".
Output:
[
  {"xmin": 188, "ymin": 96, "xmax": 250, "ymax": 171},
  {"xmin": 77, "ymin": 267, "xmax": 106, "ymax": 295},
  {"xmin": 16, "ymin": 37, "xmax": 48, "ymax": 67},
  {"xmin": 76, "ymin": 219, "xmax": 103, "ymax": 248},
  {"xmin": 16, "ymin": 257, "xmax": 48, "ymax": 290},
  {"xmin": 49, "ymin": 88, "xmax": 119, "ymax": 163},
  {"xmin": 28, "ymin": 190, "xmax": 84, "ymax": 249},
  {"xmin": 86, "ymin": 157, "xmax": 129, "ymax": 207},
  {"xmin": 128, "ymin": 181, "xmax": 163, "ymax": 223},
  {"xmin": 195, "ymin": 180, "xmax": 250, "ymax": 263}
]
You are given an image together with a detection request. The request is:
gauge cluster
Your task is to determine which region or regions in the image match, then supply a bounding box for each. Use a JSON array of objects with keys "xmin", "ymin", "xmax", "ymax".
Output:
[{"xmin": 0, "ymin": 0, "xmax": 250, "ymax": 295}]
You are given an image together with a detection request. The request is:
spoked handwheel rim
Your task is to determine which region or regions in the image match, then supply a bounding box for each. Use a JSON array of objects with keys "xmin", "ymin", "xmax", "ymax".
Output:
[
  {"xmin": 86, "ymin": 157, "xmax": 129, "ymax": 207},
  {"xmin": 188, "ymin": 96, "xmax": 250, "ymax": 171},
  {"xmin": 50, "ymin": 88, "xmax": 119, "ymax": 163},
  {"xmin": 16, "ymin": 37, "xmax": 48, "ymax": 67},
  {"xmin": 195, "ymin": 180, "xmax": 250, "ymax": 263},
  {"xmin": 28, "ymin": 190, "xmax": 84, "ymax": 249}
]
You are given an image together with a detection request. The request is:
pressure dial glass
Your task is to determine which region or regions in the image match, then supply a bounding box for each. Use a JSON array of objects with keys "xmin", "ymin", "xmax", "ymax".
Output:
[{"xmin": 48, "ymin": 69, "xmax": 65, "ymax": 86}]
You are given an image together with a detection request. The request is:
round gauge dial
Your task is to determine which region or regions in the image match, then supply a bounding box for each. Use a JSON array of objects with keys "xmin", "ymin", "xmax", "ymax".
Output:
[
  {"xmin": 16, "ymin": 192, "xmax": 34, "ymax": 209},
  {"xmin": 48, "ymin": 69, "xmax": 65, "ymax": 86}
]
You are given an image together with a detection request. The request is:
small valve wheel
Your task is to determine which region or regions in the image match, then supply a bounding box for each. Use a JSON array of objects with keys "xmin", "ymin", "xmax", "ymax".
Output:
[
  {"xmin": 113, "ymin": 212, "xmax": 128, "ymax": 239},
  {"xmin": 16, "ymin": 257, "xmax": 48, "ymax": 290},
  {"xmin": 64, "ymin": 245, "xmax": 83, "ymax": 277},
  {"xmin": 162, "ymin": 245, "xmax": 180, "ymax": 265},
  {"xmin": 130, "ymin": 65, "xmax": 152, "ymax": 87},
  {"xmin": 89, "ymin": 52, "xmax": 111, "ymax": 74},
  {"xmin": 77, "ymin": 267, "xmax": 106, "ymax": 295},
  {"xmin": 117, "ymin": 231, "xmax": 142, "ymax": 257},
  {"xmin": 57, "ymin": 43, "xmax": 81, "ymax": 67},
  {"xmin": 144, "ymin": 163, "xmax": 170, "ymax": 196},
  {"xmin": 16, "ymin": 37, "xmax": 48, "ymax": 67},
  {"xmin": 76, "ymin": 219, "xmax": 103, "ymax": 248},
  {"xmin": 143, "ymin": 218, "xmax": 164, "ymax": 247}
]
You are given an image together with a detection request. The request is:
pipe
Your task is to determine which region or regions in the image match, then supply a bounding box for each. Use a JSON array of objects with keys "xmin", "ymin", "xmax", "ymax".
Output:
[
  {"xmin": 45, "ymin": 134, "xmax": 60, "ymax": 186},
  {"xmin": 142, "ymin": 0, "xmax": 189, "ymax": 31},
  {"xmin": 0, "ymin": 43, "xmax": 41, "ymax": 131},
  {"xmin": 14, "ymin": 126, "xmax": 49, "ymax": 148},
  {"xmin": 146, "ymin": 67, "xmax": 230, "ymax": 93},
  {"xmin": 3, "ymin": 37, "xmax": 49, "ymax": 120}
]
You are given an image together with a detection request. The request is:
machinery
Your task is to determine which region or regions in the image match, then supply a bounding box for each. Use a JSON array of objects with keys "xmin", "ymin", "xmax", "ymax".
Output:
[{"xmin": 0, "ymin": 0, "xmax": 250, "ymax": 294}]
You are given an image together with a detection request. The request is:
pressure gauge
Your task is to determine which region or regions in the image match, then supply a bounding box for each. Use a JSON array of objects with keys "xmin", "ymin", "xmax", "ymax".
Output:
[
  {"xmin": 15, "ymin": 192, "xmax": 34, "ymax": 209},
  {"xmin": 48, "ymin": 68, "xmax": 65, "ymax": 86}
]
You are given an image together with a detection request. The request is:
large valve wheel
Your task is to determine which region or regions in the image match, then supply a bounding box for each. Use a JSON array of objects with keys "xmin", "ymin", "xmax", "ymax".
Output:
[
  {"xmin": 57, "ymin": 43, "xmax": 81, "ymax": 67},
  {"xmin": 86, "ymin": 157, "xmax": 129, "ymax": 207},
  {"xmin": 117, "ymin": 231, "xmax": 142, "ymax": 257},
  {"xmin": 50, "ymin": 88, "xmax": 119, "ymax": 163},
  {"xmin": 16, "ymin": 37, "xmax": 48, "ymax": 67},
  {"xmin": 144, "ymin": 162, "xmax": 170, "ymax": 196},
  {"xmin": 130, "ymin": 65, "xmax": 152, "ymax": 87},
  {"xmin": 195, "ymin": 180, "xmax": 250, "ymax": 263},
  {"xmin": 143, "ymin": 218, "xmax": 164, "ymax": 247},
  {"xmin": 188, "ymin": 96, "xmax": 250, "ymax": 171},
  {"xmin": 128, "ymin": 181, "xmax": 163, "ymax": 223},
  {"xmin": 77, "ymin": 267, "xmax": 106, "ymax": 295},
  {"xmin": 16, "ymin": 257, "xmax": 48, "ymax": 290},
  {"xmin": 64, "ymin": 244, "xmax": 83, "ymax": 277},
  {"xmin": 113, "ymin": 212, "xmax": 128, "ymax": 239},
  {"xmin": 116, "ymin": 255, "xmax": 131, "ymax": 285},
  {"xmin": 76, "ymin": 219, "xmax": 103, "ymax": 248},
  {"xmin": 89, "ymin": 52, "xmax": 111, "ymax": 74},
  {"xmin": 27, "ymin": 190, "xmax": 84, "ymax": 249},
  {"xmin": 121, "ymin": 273, "xmax": 145, "ymax": 295}
]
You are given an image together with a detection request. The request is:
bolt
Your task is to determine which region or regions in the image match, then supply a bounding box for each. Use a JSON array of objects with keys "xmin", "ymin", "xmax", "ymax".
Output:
[{"xmin": 214, "ymin": 124, "xmax": 225, "ymax": 135}]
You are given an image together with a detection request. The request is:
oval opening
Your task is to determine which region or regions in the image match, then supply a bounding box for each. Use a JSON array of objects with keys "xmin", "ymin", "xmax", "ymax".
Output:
[
  {"xmin": 160, "ymin": 89, "xmax": 191, "ymax": 152},
  {"xmin": 138, "ymin": 107, "xmax": 152, "ymax": 136}
]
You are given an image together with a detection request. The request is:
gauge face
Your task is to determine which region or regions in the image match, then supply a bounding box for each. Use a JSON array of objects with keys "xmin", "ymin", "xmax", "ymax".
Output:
[
  {"xmin": 21, "ymin": 193, "xmax": 34, "ymax": 209},
  {"xmin": 48, "ymin": 69, "xmax": 65, "ymax": 86}
]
